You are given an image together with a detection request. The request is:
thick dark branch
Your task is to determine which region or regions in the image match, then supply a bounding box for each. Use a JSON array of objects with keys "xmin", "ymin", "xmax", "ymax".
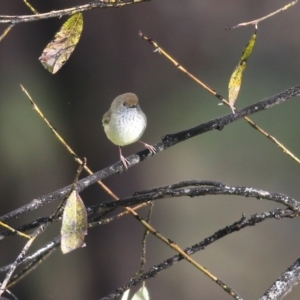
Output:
[
  {"xmin": 91, "ymin": 183, "xmax": 300, "ymax": 211},
  {"xmin": 133, "ymin": 180, "xmax": 227, "ymax": 194},
  {"xmin": 1, "ymin": 86, "xmax": 299, "ymax": 223},
  {"xmin": 99, "ymin": 209, "xmax": 296, "ymax": 300},
  {"xmin": 259, "ymin": 257, "xmax": 300, "ymax": 300},
  {"xmin": 0, "ymin": 0, "xmax": 150, "ymax": 24},
  {"xmin": 1, "ymin": 180, "xmax": 299, "ymax": 241},
  {"xmin": 3, "ymin": 208, "xmax": 296, "ymax": 297},
  {"xmin": 163, "ymin": 85, "xmax": 300, "ymax": 144}
]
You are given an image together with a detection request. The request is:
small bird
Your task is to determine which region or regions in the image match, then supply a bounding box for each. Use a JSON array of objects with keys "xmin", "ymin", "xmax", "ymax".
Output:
[{"xmin": 102, "ymin": 93, "xmax": 156, "ymax": 168}]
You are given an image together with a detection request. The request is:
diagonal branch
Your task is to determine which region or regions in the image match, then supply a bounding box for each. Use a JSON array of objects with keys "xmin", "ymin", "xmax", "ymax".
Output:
[
  {"xmin": 259, "ymin": 257, "xmax": 300, "ymax": 300},
  {"xmin": 0, "ymin": 85, "xmax": 299, "ymax": 224},
  {"xmin": 99, "ymin": 208, "xmax": 297, "ymax": 300},
  {"xmin": 140, "ymin": 32, "xmax": 300, "ymax": 164}
]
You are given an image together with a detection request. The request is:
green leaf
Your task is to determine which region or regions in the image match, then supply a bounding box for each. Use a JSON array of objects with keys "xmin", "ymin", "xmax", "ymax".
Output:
[
  {"xmin": 61, "ymin": 190, "xmax": 88, "ymax": 254},
  {"xmin": 240, "ymin": 32, "xmax": 256, "ymax": 62},
  {"xmin": 131, "ymin": 286, "xmax": 150, "ymax": 300},
  {"xmin": 39, "ymin": 13, "xmax": 83, "ymax": 74},
  {"xmin": 228, "ymin": 30, "xmax": 257, "ymax": 113}
]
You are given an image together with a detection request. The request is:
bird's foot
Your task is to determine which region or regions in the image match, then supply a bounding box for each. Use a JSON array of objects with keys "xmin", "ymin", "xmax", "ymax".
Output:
[
  {"xmin": 139, "ymin": 141, "xmax": 156, "ymax": 154},
  {"xmin": 120, "ymin": 154, "xmax": 130, "ymax": 169}
]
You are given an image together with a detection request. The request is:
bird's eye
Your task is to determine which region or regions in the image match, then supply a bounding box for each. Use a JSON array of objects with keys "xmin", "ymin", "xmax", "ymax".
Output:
[{"xmin": 123, "ymin": 102, "xmax": 127, "ymax": 106}]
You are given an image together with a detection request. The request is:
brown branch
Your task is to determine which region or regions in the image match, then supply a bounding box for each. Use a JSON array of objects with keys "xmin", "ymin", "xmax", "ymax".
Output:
[
  {"xmin": 227, "ymin": 0, "xmax": 298, "ymax": 30},
  {"xmin": 139, "ymin": 32, "xmax": 300, "ymax": 165}
]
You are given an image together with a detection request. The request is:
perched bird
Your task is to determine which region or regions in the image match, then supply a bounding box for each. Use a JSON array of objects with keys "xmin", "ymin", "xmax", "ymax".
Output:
[{"xmin": 102, "ymin": 93, "xmax": 156, "ymax": 168}]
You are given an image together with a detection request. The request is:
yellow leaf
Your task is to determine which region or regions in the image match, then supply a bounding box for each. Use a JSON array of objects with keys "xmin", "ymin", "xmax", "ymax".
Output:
[
  {"xmin": 39, "ymin": 13, "xmax": 83, "ymax": 74},
  {"xmin": 228, "ymin": 61, "xmax": 246, "ymax": 112},
  {"xmin": 61, "ymin": 190, "xmax": 88, "ymax": 254},
  {"xmin": 228, "ymin": 30, "xmax": 257, "ymax": 113}
]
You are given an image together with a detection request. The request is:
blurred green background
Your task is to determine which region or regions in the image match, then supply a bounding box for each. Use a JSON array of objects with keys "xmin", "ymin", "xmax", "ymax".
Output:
[{"xmin": 0, "ymin": 0, "xmax": 300, "ymax": 299}]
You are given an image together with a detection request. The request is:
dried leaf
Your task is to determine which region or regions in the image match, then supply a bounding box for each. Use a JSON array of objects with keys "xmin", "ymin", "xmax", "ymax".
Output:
[
  {"xmin": 228, "ymin": 30, "xmax": 257, "ymax": 113},
  {"xmin": 61, "ymin": 190, "xmax": 88, "ymax": 254},
  {"xmin": 39, "ymin": 13, "xmax": 83, "ymax": 74},
  {"xmin": 131, "ymin": 286, "xmax": 150, "ymax": 300}
]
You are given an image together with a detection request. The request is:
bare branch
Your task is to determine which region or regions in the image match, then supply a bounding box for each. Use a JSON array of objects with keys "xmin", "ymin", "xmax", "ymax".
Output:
[
  {"xmin": 1, "ymin": 85, "xmax": 299, "ymax": 224},
  {"xmin": 259, "ymin": 257, "xmax": 300, "ymax": 300},
  {"xmin": 227, "ymin": 0, "xmax": 298, "ymax": 30},
  {"xmin": 2, "ymin": 180, "xmax": 299, "ymax": 239},
  {"xmin": 99, "ymin": 209, "xmax": 297, "ymax": 300},
  {"xmin": 0, "ymin": 178, "xmax": 297, "ymax": 297},
  {"xmin": 0, "ymin": 0, "xmax": 150, "ymax": 24},
  {"xmin": 95, "ymin": 183, "xmax": 300, "ymax": 211}
]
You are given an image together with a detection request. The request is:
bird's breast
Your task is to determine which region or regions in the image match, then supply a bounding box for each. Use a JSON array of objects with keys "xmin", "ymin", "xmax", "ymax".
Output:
[{"xmin": 104, "ymin": 110, "xmax": 147, "ymax": 146}]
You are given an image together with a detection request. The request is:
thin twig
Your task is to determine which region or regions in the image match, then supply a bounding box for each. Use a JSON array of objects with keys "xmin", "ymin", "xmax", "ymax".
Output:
[
  {"xmin": 227, "ymin": 0, "xmax": 298, "ymax": 30},
  {"xmin": 20, "ymin": 84, "xmax": 120, "ymax": 201},
  {"xmin": 0, "ymin": 222, "xmax": 30, "ymax": 239},
  {"xmin": 0, "ymin": 25, "xmax": 14, "ymax": 43},
  {"xmin": 22, "ymin": 0, "xmax": 39, "ymax": 14},
  {"xmin": 139, "ymin": 32, "xmax": 300, "ymax": 165}
]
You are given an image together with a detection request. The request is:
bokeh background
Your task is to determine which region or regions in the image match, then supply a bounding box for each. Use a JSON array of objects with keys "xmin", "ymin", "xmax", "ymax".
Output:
[{"xmin": 0, "ymin": 0, "xmax": 300, "ymax": 299}]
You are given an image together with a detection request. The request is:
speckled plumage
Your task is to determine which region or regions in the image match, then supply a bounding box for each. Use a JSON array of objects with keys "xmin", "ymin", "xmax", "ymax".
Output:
[{"xmin": 102, "ymin": 93, "xmax": 147, "ymax": 146}]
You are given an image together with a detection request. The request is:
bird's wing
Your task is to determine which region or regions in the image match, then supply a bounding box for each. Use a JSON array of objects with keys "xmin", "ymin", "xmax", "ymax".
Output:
[{"xmin": 102, "ymin": 110, "xmax": 111, "ymax": 126}]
